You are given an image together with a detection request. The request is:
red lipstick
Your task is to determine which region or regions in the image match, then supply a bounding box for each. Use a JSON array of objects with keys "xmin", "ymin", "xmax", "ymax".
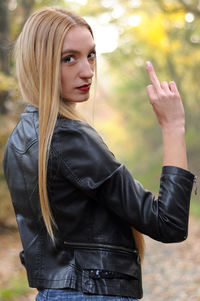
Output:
[{"xmin": 77, "ymin": 84, "xmax": 91, "ymax": 92}]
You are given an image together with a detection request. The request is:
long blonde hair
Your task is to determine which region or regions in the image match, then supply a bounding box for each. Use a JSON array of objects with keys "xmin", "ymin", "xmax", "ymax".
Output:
[{"xmin": 14, "ymin": 6, "xmax": 145, "ymax": 260}]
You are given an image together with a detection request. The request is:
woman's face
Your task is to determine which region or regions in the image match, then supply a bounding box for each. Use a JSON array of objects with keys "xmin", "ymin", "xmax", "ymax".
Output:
[{"xmin": 61, "ymin": 26, "xmax": 96, "ymax": 103}]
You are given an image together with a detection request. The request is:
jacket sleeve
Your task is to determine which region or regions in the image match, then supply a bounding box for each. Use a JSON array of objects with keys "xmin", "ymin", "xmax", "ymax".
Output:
[{"xmin": 52, "ymin": 119, "xmax": 195, "ymax": 243}]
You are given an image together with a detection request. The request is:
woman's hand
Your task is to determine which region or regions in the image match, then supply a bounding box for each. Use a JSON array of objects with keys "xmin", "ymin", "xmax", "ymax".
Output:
[
  {"xmin": 145, "ymin": 61, "xmax": 185, "ymax": 131},
  {"xmin": 145, "ymin": 61, "xmax": 188, "ymax": 170}
]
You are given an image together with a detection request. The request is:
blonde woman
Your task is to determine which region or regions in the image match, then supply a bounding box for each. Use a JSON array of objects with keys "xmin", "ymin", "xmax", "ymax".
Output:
[{"xmin": 3, "ymin": 6, "xmax": 195, "ymax": 301}]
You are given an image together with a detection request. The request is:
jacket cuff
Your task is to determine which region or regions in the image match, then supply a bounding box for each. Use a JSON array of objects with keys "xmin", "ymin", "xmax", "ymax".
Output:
[{"xmin": 162, "ymin": 166, "xmax": 195, "ymax": 182}]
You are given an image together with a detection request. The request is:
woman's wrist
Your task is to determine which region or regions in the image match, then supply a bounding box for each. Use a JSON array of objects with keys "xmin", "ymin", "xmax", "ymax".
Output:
[
  {"xmin": 162, "ymin": 124, "xmax": 187, "ymax": 170},
  {"xmin": 161, "ymin": 124, "xmax": 185, "ymax": 136}
]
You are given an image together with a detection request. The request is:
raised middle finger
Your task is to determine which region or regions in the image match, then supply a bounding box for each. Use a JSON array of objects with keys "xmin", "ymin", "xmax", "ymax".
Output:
[{"xmin": 146, "ymin": 61, "xmax": 161, "ymax": 93}]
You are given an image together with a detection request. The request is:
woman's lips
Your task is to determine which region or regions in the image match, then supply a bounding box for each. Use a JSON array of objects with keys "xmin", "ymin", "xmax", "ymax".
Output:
[{"xmin": 76, "ymin": 84, "xmax": 91, "ymax": 92}]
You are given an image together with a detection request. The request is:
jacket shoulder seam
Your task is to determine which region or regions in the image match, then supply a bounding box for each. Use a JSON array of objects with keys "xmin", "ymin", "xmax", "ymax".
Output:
[{"xmin": 51, "ymin": 145, "xmax": 83, "ymax": 185}]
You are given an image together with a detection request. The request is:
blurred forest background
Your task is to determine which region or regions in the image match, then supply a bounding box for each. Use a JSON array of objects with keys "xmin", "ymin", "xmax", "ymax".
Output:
[{"xmin": 0, "ymin": 0, "xmax": 200, "ymax": 300}]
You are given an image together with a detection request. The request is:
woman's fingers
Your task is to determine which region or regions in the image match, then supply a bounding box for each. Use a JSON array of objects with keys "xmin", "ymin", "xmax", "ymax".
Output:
[
  {"xmin": 146, "ymin": 84, "xmax": 157, "ymax": 105},
  {"xmin": 169, "ymin": 81, "xmax": 180, "ymax": 97},
  {"xmin": 146, "ymin": 62, "xmax": 176, "ymax": 93},
  {"xmin": 160, "ymin": 81, "xmax": 170, "ymax": 92},
  {"xmin": 146, "ymin": 61, "xmax": 161, "ymax": 93},
  {"xmin": 145, "ymin": 61, "xmax": 184, "ymax": 130},
  {"xmin": 145, "ymin": 62, "xmax": 182, "ymax": 113}
]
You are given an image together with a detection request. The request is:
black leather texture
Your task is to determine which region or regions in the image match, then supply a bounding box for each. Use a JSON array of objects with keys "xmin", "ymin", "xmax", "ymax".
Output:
[{"xmin": 3, "ymin": 104, "xmax": 195, "ymax": 299}]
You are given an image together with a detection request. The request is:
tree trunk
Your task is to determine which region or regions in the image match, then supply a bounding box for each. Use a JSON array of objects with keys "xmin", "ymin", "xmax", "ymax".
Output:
[
  {"xmin": 0, "ymin": 0, "xmax": 10, "ymax": 113},
  {"xmin": 0, "ymin": 0, "xmax": 10, "ymax": 75}
]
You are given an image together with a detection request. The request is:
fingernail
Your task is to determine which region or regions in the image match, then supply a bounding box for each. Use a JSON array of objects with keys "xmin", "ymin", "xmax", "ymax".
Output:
[{"xmin": 146, "ymin": 61, "xmax": 151, "ymax": 68}]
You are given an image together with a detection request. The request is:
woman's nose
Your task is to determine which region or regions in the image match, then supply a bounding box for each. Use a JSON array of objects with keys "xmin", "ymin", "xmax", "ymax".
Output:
[{"xmin": 79, "ymin": 59, "xmax": 94, "ymax": 79}]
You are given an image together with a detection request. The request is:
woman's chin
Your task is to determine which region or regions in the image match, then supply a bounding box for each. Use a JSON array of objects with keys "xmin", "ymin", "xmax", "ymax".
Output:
[{"xmin": 63, "ymin": 96, "xmax": 90, "ymax": 104}]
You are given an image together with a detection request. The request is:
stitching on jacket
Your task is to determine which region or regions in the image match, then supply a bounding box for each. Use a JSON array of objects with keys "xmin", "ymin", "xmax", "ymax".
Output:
[
  {"xmin": 52, "ymin": 145, "xmax": 123, "ymax": 191},
  {"xmin": 33, "ymin": 112, "xmax": 39, "ymax": 139},
  {"xmin": 20, "ymin": 152, "xmax": 29, "ymax": 202},
  {"xmin": 10, "ymin": 139, "xmax": 38, "ymax": 154},
  {"xmin": 162, "ymin": 167, "xmax": 194, "ymax": 180},
  {"xmin": 51, "ymin": 145, "xmax": 83, "ymax": 185},
  {"xmin": 161, "ymin": 174, "xmax": 194, "ymax": 184}
]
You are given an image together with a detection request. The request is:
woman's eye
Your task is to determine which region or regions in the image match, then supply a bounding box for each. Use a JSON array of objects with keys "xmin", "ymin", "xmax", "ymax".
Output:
[
  {"xmin": 88, "ymin": 51, "xmax": 96, "ymax": 60},
  {"xmin": 62, "ymin": 55, "xmax": 75, "ymax": 63}
]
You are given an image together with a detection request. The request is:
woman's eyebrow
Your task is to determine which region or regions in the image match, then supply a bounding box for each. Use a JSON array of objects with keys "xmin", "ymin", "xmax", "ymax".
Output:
[
  {"xmin": 61, "ymin": 45, "xmax": 96, "ymax": 56},
  {"xmin": 61, "ymin": 49, "xmax": 79, "ymax": 56}
]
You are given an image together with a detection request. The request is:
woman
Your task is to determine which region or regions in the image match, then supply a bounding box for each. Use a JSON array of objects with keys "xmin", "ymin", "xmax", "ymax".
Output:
[{"xmin": 3, "ymin": 6, "xmax": 195, "ymax": 301}]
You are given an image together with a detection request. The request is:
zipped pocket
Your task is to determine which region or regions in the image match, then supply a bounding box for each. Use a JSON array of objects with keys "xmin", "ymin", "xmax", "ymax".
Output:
[
  {"xmin": 68, "ymin": 241, "xmax": 141, "ymax": 279},
  {"xmin": 193, "ymin": 175, "xmax": 198, "ymax": 195},
  {"xmin": 63, "ymin": 240, "xmax": 138, "ymax": 255}
]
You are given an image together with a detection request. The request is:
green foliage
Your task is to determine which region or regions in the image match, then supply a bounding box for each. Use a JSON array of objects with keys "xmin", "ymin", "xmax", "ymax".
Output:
[
  {"xmin": 0, "ymin": 274, "xmax": 29, "ymax": 301},
  {"xmin": 0, "ymin": 116, "xmax": 18, "ymax": 226},
  {"xmin": 100, "ymin": 0, "xmax": 200, "ymax": 182},
  {"xmin": 190, "ymin": 198, "xmax": 200, "ymax": 219},
  {"xmin": 0, "ymin": 128, "xmax": 10, "ymax": 181},
  {"xmin": 0, "ymin": 73, "xmax": 17, "ymax": 92}
]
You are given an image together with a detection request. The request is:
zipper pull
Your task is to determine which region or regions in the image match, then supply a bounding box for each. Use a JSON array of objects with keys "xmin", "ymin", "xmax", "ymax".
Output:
[{"xmin": 193, "ymin": 176, "xmax": 198, "ymax": 195}]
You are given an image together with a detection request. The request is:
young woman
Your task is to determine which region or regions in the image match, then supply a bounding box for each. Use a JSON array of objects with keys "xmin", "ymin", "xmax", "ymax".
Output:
[{"xmin": 3, "ymin": 6, "xmax": 195, "ymax": 301}]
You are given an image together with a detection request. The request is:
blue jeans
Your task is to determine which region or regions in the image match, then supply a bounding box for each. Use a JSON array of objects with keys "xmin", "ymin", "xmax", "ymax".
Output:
[{"xmin": 36, "ymin": 289, "xmax": 138, "ymax": 301}]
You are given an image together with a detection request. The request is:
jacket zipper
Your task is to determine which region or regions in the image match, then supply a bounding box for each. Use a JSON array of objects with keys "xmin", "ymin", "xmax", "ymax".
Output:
[
  {"xmin": 63, "ymin": 241, "xmax": 138, "ymax": 255},
  {"xmin": 193, "ymin": 175, "xmax": 198, "ymax": 195}
]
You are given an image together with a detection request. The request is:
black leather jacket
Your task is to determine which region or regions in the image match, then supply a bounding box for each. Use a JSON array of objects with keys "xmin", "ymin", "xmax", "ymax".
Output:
[{"xmin": 3, "ymin": 104, "xmax": 195, "ymax": 299}]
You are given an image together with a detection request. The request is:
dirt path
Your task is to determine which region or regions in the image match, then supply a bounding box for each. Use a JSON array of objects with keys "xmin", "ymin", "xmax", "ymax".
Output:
[
  {"xmin": 0, "ymin": 216, "xmax": 200, "ymax": 301},
  {"xmin": 0, "ymin": 230, "xmax": 37, "ymax": 300},
  {"xmin": 142, "ymin": 216, "xmax": 200, "ymax": 300}
]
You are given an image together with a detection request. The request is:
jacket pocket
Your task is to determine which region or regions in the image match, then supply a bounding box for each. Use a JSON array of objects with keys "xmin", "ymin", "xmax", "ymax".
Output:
[{"xmin": 74, "ymin": 246, "xmax": 141, "ymax": 279}]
